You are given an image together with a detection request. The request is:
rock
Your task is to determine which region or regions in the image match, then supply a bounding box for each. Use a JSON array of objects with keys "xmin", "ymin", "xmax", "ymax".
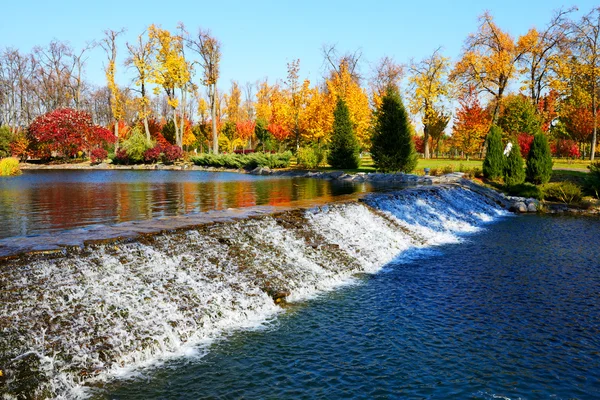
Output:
[
  {"xmin": 527, "ymin": 202, "xmax": 538, "ymax": 212},
  {"xmin": 326, "ymin": 171, "xmax": 344, "ymax": 179},
  {"xmin": 511, "ymin": 201, "xmax": 528, "ymax": 213}
]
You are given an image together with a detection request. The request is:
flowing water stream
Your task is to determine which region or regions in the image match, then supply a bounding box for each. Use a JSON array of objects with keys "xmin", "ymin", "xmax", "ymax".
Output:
[{"xmin": 1, "ymin": 183, "xmax": 598, "ymax": 399}]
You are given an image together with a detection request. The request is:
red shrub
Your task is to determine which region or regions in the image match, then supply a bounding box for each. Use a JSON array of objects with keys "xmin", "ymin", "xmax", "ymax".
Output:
[
  {"xmin": 90, "ymin": 148, "xmax": 108, "ymax": 164},
  {"xmin": 162, "ymin": 145, "xmax": 183, "ymax": 163},
  {"xmin": 144, "ymin": 145, "xmax": 162, "ymax": 163},
  {"xmin": 517, "ymin": 133, "xmax": 534, "ymax": 157}
]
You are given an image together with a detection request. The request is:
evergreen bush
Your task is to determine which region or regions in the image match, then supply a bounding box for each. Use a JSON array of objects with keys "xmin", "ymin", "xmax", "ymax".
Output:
[
  {"xmin": 526, "ymin": 132, "xmax": 553, "ymax": 184},
  {"xmin": 297, "ymin": 147, "xmax": 326, "ymax": 169},
  {"xmin": 371, "ymin": 87, "xmax": 417, "ymax": 172},
  {"xmin": 121, "ymin": 127, "xmax": 153, "ymax": 163},
  {"xmin": 327, "ymin": 98, "xmax": 360, "ymax": 169},
  {"xmin": 482, "ymin": 125, "xmax": 504, "ymax": 180},
  {"xmin": 503, "ymin": 140, "xmax": 525, "ymax": 186},
  {"xmin": 586, "ymin": 161, "xmax": 600, "ymax": 198},
  {"xmin": 0, "ymin": 126, "xmax": 13, "ymax": 158},
  {"xmin": 541, "ymin": 182, "xmax": 582, "ymax": 205}
]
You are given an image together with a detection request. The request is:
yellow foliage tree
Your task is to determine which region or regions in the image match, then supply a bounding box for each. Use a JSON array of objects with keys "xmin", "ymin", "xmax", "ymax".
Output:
[
  {"xmin": 451, "ymin": 12, "xmax": 535, "ymax": 122},
  {"xmin": 148, "ymin": 24, "xmax": 190, "ymax": 147},
  {"xmin": 126, "ymin": 30, "xmax": 155, "ymax": 141},
  {"xmin": 325, "ymin": 61, "xmax": 371, "ymax": 149},
  {"xmin": 408, "ymin": 48, "xmax": 452, "ymax": 158}
]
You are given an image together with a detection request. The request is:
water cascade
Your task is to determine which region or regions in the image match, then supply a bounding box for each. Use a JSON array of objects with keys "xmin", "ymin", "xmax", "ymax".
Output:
[{"xmin": 0, "ymin": 184, "xmax": 507, "ymax": 399}]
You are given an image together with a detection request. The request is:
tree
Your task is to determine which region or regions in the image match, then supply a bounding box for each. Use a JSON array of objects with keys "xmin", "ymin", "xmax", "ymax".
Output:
[
  {"xmin": 526, "ymin": 132, "xmax": 553, "ymax": 184},
  {"xmin": 149, "ymin": 25, "xmax": 190, "ymax": 148},
  {"xmin": 224, "ymin": 80, "xmax": 243, "ymax": 124},
  {"xmin": 504, "ymin": 140, "xmax": 526, "ymax": 186},
  {"xmin": 325, "ymin": 60, "xmax": 371, "ymax": 148},
  {"xmin": 28, "ymin": 108, "xmax": 114, "ymax": 158},
  {"xmin": 371, "ymin": 87, "xmax": 417, "ymax": 172},
  {"xmin": 521, "ymin": 8, "xmax": 574, "ymax": 105},
  {"xmin": 497, "ymin": 94, "xmax": 541, "ymax": 140},
  {"xmin": 451, "ymin": 12, "xmax": 535, "ymax": 122},
  {"xmin": 185, "ymin": 28, "xmax": 221, "ymax": 153},
  {"xmin": 328, "ymin": 98, "xmax": 360, "ymax": 169},
  {"xmin": 482, "ymin": 125, "xmax": 504, "ymax": 180},
  {"xmin": 369, "ymin": 56, "xmax": 404, "ymax": 109},
  {"xmin": 0, "ymin": 126, "xmax": 12, "ymax": 157},
  {"xmin": 100, "ymin": 29, "xmax": 126, "ymax": 150},
  {"xmin": 570, "ymin": 7, "xmax": 600, "ymax": 160},
  {"xmin": 408, "ymin": 47, "xmax": 452, "ymax": 158},
  {"xmin": 452, "ymin": 88, "xmax": 491, "ymax": 158},
  {"xmin": 126, "ymin": 30, "xmax": 155, "ymax": 141}
]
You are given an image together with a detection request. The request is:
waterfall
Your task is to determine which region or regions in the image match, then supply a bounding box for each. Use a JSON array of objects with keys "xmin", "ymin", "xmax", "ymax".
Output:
[{"xmin": 0, "ymin": 184, "xmax": 508, "ymax": 399}]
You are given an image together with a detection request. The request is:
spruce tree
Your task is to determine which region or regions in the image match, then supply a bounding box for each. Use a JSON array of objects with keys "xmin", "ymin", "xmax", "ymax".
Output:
[
  {"xmin": 482, "ymin": 125, "xmax": 504, "ymax": 180},
  {"xmin": 503, "ymin": 140, "xmax": 525, "ymax": 186},
  {"xmin": 526, "ymin": 132, "xmax": 553, "ymax": 184},
  {"xmin": 371, "ymin": 87, "xmax": 418, "ymax": 172},
  {"xmin": 327, "ymin": 98, "xmax": 360, "ymax": 169}
]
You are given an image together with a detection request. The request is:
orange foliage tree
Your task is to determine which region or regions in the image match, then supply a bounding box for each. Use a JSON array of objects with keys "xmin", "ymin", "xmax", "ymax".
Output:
[{"xmin": 452, "ymin": 88, "xmax": 492, "ymax": 158}]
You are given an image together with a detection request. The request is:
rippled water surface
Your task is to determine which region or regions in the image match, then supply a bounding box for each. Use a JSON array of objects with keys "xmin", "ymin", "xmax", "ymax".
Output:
[
  {"xmin": 0, "ymin": 170, "xmax": 376, "ymax": 239},
  {"xmin": 100, "ymin": 215, "xmax": 600, "ymax": 399}
]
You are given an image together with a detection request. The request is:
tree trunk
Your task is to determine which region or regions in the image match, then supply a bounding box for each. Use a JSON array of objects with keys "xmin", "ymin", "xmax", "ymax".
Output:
[
  {"xmin": 424, "ymin": 125, "xmax": 430, "ymax": 159},
  {"xmin": 211, "ymin": 86, "xmax": 218, "ymax": 154},
  {"xmin": 592, "ymin": 91, "xmax": 597, "ymax": 161},
  {"xmin": 114, "ymin": 120, "xmax": 119, "ymax": 151},
  {"xmin": 179, "ymin": 88, "xmax": 186, "ymax": 148},
  {"xmin": 143, "ymin": 117, "xmax": 150, "ymax": 143}
]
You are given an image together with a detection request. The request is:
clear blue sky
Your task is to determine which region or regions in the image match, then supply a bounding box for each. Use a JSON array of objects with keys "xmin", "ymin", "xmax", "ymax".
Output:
[{"xmin": 1, "ymin": 0, "xmax": 596, "ymax": 94}]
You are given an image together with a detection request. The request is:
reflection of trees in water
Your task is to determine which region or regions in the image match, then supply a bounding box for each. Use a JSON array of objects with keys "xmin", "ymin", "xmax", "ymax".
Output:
[{"xmin": 0, "ymin": 173, "xmax": 373, "ymax": 239}]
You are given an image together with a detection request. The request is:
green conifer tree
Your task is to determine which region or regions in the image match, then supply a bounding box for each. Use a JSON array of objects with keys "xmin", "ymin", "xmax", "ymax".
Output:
[
  {"xmin": 327, "ymin": 98, "xmax": 360, "ymax": 169},
  {"xmin": 526, "ymin": 132, "xmax": 553, "ymax": 184},
  {"xmin": 483, "ymin": 125, "xmax": 504, "ymax": 180},
  {"xmin": 371, "ymin": 87, "xmax": 418, "ymax": 172},
  {"xmin": 503, "ymin": 140, "xmax": 525, "ymax": 186}
]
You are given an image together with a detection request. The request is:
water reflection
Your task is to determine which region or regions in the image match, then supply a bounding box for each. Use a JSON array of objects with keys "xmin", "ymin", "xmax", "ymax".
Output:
[{"xmin": 0, "ymin": 170, "xmax": 371, "ymax": 239}]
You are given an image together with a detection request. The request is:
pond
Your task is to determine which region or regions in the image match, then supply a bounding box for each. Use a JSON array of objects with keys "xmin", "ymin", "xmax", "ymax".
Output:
[{"xmin": 0, "ymin": 170, "xmax": 383, "ymax": 240}]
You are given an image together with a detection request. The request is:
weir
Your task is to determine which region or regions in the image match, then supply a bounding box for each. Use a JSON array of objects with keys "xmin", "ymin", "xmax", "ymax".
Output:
[{"xmin": 0, "ymin": 184, "xmax": 508, "ymax": 399}]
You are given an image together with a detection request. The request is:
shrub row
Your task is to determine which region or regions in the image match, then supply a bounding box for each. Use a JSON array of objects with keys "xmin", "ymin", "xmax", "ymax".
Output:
[{"xmin": 191, "ymin": 151, "xmax": 292, "ymax": 170}]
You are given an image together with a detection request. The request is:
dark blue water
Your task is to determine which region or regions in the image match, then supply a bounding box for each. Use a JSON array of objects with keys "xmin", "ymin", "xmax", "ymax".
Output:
[{"xmin": 99, "ymin": 214, "xmax": 600, "ymax": 399}]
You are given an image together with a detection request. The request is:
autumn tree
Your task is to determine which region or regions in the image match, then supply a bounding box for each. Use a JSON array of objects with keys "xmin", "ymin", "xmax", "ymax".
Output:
[
  {"xmin": 408, "ymin": 47, "xmax": 452, "ymax": 158},
  {"xmin": 452, "ymin": 88, "xmax": 491, "ymax": 158},
  {"xmin": 451, "ymin": 12, "xmax": 535, "ymax": 122},
  {"xmin": 497, "ymin": 94, "xmax": 541, "ymax": 140},
  {"xmin": 520, "ymin": 8, "xmax": 574, "ymax": 105},
  {"xmin": 286, "ymin": 59, "xmax": 304, "ymax": 150},
  {"xmin": 185, "ymin": 28, "xmax": 221, "ymax": 153},
  {"xmin": 224, "ymin": 80, "xmax": 243, "ymax": 125},
  {"xmin": 371, "ymin": 87, "xmax": 417, "ymax": 172},
  {"xmin": 325, "ymin": 60, "xmax": 371, "ymax": 148},
  {"xmin": 100, "ymin": 29, "xmax": 126, "ymax": 150},
  {"xmin": 126, "ymin": 30, "xmax": 155, "ymax": 141},
  {"xmin": 570, "ymin": 7, "xmax": 600, "ymax": 160},
  {"xmin": 299, "ymin": 83, "xmax": 331, "ymax": 145},
  {"xmin": 28, "ymin": 108, "xmax": 115, "ymax": 158},
  {"xmin": 369, "ymin": 56, "xmax": 404, "ymax": 109},
  {"xmin": 149, "ymin": 24, "xmax": 190, "ymax": 148}
]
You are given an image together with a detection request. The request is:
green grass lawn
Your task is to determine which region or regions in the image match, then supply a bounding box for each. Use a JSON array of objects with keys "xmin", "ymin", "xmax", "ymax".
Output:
[
  {"xmin": 291, "ymin": 155, "xmax": 593, "ymax": 174},
  {"xmin": 551, "ymin": 158, "xmax": 591, "ymax": 170}
]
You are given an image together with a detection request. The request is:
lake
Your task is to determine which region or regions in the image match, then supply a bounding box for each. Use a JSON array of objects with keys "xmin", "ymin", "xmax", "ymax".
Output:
[{"xmin": 0, "ymin": 170, "xmax": 383, "ymax": 240}]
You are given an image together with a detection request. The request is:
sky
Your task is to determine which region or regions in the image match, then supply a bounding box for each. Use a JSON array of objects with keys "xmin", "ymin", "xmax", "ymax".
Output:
[{"xmin": 1, "ymin": 0, "xmax": 598, "ymax": 96}]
